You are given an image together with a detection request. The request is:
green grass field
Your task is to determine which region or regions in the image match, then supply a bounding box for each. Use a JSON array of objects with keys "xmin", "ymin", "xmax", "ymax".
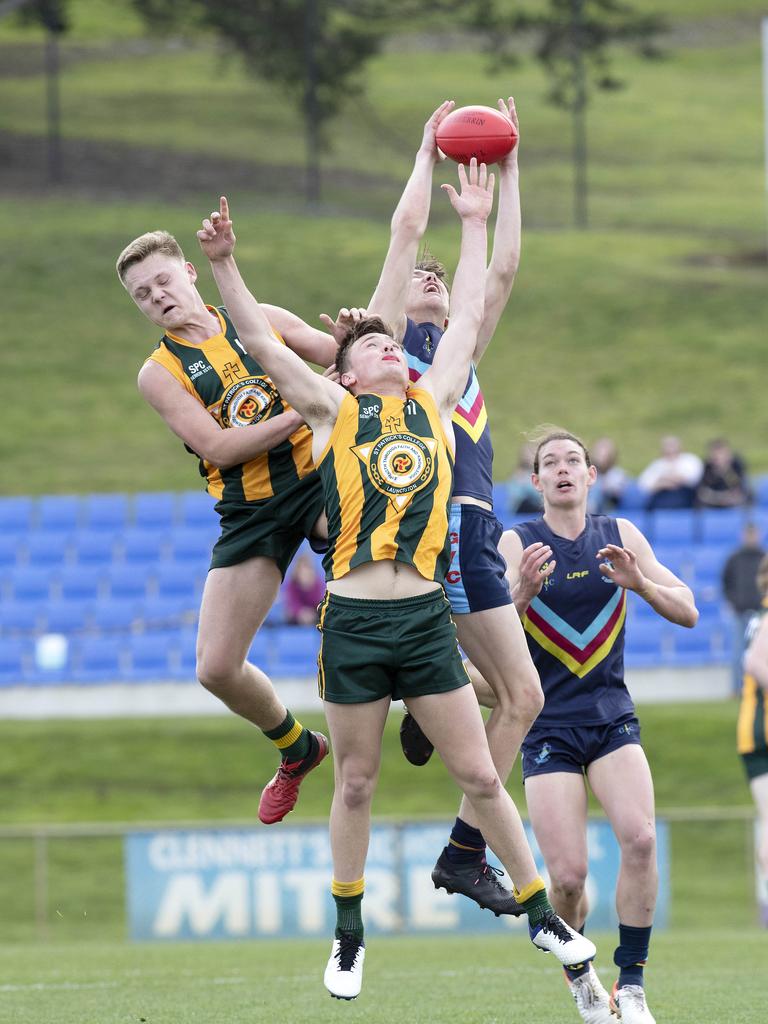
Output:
[{"xmin": 2, "ymin": 929, "xmax": 767, "ymax": 1024}]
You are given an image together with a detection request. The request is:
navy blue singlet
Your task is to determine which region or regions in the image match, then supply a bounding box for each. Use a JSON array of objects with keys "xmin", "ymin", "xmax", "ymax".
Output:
[{"xmin": 513, "ymin": 514, "xmax": 634, "ymax": 726}]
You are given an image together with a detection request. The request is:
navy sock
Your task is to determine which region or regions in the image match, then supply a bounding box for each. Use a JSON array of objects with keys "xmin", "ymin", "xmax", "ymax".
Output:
[
  {"xmin": 614, "ymin": 923, "xmax": 651, "ymax": 988},
  {"xmin": 444, "ymin": 817, "xmax": 486, "ymax": 864}
]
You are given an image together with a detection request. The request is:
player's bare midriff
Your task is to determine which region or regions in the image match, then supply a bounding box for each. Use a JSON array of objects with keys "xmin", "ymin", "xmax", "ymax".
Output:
[
  {"xmin": 326, "ymin": 560, "xmax": 442, "ymax": 601},
  {"xmin": 452, "ymin": 494, "xmax": 492, "ymax": 511}
]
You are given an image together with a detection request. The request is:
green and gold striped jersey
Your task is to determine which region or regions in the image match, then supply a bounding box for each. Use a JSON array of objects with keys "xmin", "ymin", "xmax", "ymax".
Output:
[
  {"xmin": 146, "ymin": 306, "xmax": 314, "ymax": 502},
  {"xmin": 738, "ymin": 602, "xmax": 768, "ymax": 756},
  {"xmin": 316, "ymin": 386, "xmax": 453, "ymax": 582}
]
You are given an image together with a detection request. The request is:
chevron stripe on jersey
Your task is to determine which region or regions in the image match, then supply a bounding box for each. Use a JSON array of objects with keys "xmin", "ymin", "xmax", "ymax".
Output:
[
  {"xmin": 402, "ymin": 318, "xmax": 493, "ymax": 505},
  {"xmin": 406, "ymin": 351, "xmax": 489, "ymax": 444},
  {"xmin": 317, "ymin": 386, "xmax": 453, "ymax": 582},
  {"xmin": 146, "ymin": 306, "xmax": 314, "ymax": 502},
  {"xmin": 524, "ymin": 588, "xmax": 627, "ymax": 679}
]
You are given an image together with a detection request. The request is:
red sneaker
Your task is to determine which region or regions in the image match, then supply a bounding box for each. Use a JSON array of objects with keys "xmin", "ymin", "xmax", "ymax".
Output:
[{"xmin": 258, "ymin": 731, "xmax": 329, "ymax": 824}]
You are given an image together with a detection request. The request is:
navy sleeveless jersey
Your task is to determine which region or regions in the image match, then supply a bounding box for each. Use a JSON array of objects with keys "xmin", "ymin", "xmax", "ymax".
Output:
[
  {"xmin": 402, "ymin": 318, "xmax": 494, "ymax": 505},
  {"xmin": 513, "ymin": 514, "xmax": 633, "ymax": 726}
]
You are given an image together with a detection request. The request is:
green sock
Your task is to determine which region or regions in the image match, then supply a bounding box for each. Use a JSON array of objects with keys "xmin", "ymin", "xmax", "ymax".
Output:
[
  {"xmin": 332, "ymin": 879, "xmax": 364, "ymax": 940},
  {"xmin": 262, "ymin": 711, "xmax": 311, "ymax": 762},
  {"xmin": 515, "ymin": 877, "xmax": 553, "ymax": 927}
]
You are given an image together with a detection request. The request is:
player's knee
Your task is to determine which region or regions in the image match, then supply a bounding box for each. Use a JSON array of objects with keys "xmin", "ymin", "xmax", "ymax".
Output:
[
  {"xmin": 517, "ymin": 672, "xmax": 544, "ymax": 722},
  {"xmin": 460, "ymin": 767, "xmax": 502, "ymax": 803},
  {"xmin": 196, "ymin": 649, "xmax": 240, "ymax": 695},
  {"xmin": 339, "ymin": 771, "xmax": 376, "ymax": 811},
  {"xmin": 621, "ymin": 822, "xmax": 656, "ymax": 864},
  {"xmin": 550, "ymin": 864, "xmax": 588, "ymax": 901}
]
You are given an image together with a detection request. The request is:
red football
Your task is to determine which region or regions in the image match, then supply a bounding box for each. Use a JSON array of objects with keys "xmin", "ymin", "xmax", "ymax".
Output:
[{"xmin": 436, "ymin": 105, "xmax": 517, "ymax": 165}]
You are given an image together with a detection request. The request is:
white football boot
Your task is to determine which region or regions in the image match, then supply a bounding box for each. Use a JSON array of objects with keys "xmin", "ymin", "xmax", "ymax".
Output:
[
  {"xmin": 530, "ymin": 911, "xmax": 597, "ymax": 965},
  {"xmin": 567, "ymin": 964, "xmax": 615, "ymax": 1023},
  {"xmin": 611, "ymin": 982, "xmax": 656, "ymax": 1024},
  {"xmin": 324, "ymin": 932, "xmax": 365, "ymax": 1000}
]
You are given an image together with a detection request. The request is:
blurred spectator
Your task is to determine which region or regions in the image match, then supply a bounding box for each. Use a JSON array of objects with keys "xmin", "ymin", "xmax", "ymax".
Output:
[
  {"xmin": 588, "ymin": 436, "xmax": 629, "ymax": 513},
  {"xmin": 637, "ymin": 435, "xmax": 703, "ymax": 510},
  {"xmin": 505, "ymin": 442, "xmax": 542, "ymax": 514},
  {"xmin": 723, "ymin": 522, "xmax": 766, "ymax": 696},
  {"xmin": 283, "ymin": 552, "xmax": 325, "ymax": 625},
  {"xmin": 696, "ymin": 438, "xmax": 751, "ymax": 508}
]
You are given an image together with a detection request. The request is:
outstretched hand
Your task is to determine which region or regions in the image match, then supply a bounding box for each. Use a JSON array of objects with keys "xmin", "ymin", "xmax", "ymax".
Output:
[
  {"xmin": 441, "ymin": 158, "xmax": 495, "ymax": 222},
  {"xmin": 497, "ymin": 96, "xmax": 520, "ymax": 168},
  {"xmin": 420, "ymin": 99, "xmax": 455, "ymax": 160},
  {"xmin": 517, "ymin": 541, "xmax": 556, "ymax": 603},
  {"xmin": 197, "ymin": 196, "xmax": 236, "ymax": 262},
  {"xmin": 596, "ymin": 543, "xmax": 645, "ymax": 592},
  {"xmin": 318, "ymin": 306, "xmax": 368, "ymax": 346}
]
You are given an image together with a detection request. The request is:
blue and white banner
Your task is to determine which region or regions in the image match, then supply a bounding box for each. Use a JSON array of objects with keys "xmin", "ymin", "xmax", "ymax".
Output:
[{"xmin": 125, "ymin": 819, "xmax": 669, "ymax": 941}]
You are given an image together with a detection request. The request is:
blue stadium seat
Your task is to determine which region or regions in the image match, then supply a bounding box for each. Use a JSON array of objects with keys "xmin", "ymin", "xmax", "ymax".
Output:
[
  {"xmin": 650, "ymin": 544, "xmax": 693, "ymax": 581},
  {"xmin": 71, "ymin": 531, "xmax": 119, "ymax": 566},
  {"xmin": 90, "ymin": 598, "xmax": 139, "ymax": 634},
  {"xmin": 155, "ymin": 563, "xmax": 203, "ymax": 601},
  {"xmin": 134, "ymin": 492, "xmax": 177, "ymax": 529},
  {"xmin": 0, "ymin": 497, "xmax": 34, "ymax": 533},
  {"xmin": 82, "ymin": 494, "xmax": 129, "ymax": 532},
  {"xmin": 74, "ymin": 637, "xmax": 124, "ymax": 683},
  {"xmin": 179, "ymin": 491, "xmax": 218, "ymax": 529},
  {"xmin": 137, "ymin": 595, "xmax": 197, "ymax": 631},
  {"xmin": 624, "ymin": 619, "xmax": 667, "ymax": 668},
  {"xmin": 40, "ymin": 600, "xmax": 92, "ymax": 635},
  {"xmin": 699, "ymin": 508, "xmax": 746, "ymax": 546},
  {"xmin": 0, "ymin": 534, "xmax": 22, "ymax": 569},
  {"xmin": 669, "ymin": 623, "xmax": 722, "ymax": 666},
  {"xmin": 248, "ymin": 630, "xmax": 274, "ymax": 671},
  {"xmin": 9, "ymin": 566, "xmax": 54, "ymax": 602},
  {"xmin": 178, "ymin": 628, "xmax": 198, "ymax": 677},
  {"xmin": 107, "ymin": 565, "xmax": 150, "ymax": 601},
  {"xmin": 754, "ymin": 475, "xmax": 768, "ymax": 507},
  {"xmin": 0, "ymin": 638, "xmax": 28, "ymax": 686},
  {"xmin": 127, "ymin": 632, "xmax": 178, "ymax": 681},
  {"xmin": 38, "ymin": 495, "xmax": 81, "ymax": 532},
  {"xmin": 270, "ymin": 626, "xmax": 319, "ymax": 676},
  {"xmin": 0, "ymin": 600, "xmax": 44, "ymax": 635},
  {"xmin": 167, "ymin": 528, "xmax": 215, "ymax": 565},
  {"xmin": 647, "ymin": 509, "xmax": 696, "ymax": 545},
  {"xmin": 26, "ymin": 531, "xmax": 72, "ymax": 568},
  {"xmin": 59, "ymin": 565, "xmax": 104, "ymax": 602},
  {"xmin": 615, "ymin": 480, "xmax": 647, "ymax": 511},
  {"xmin": 689, "ymin": 546, "xmax": 728, "ymax": 588},
  {"xmin": 120, "ymin": 528, "xmax": 167, "ymax": 566}
]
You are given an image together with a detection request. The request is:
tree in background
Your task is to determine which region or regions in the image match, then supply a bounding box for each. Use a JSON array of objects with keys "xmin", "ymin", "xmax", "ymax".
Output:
[
  {"xmin": 473, "ymin": 0, "xmax": 666, "ymax": 228},
  {"xmin": 133, "ymin": 0, "xmax": 473, "ymax": 204},
  {"xmin": 4, "ymin": 0, "xmax": 68, "ymax": 181}
]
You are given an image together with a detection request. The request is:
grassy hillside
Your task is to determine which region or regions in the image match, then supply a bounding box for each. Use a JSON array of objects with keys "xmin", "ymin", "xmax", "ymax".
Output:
[{"xmin": 1, "ymin": 3, "xmax": 766, "ymax": 494}]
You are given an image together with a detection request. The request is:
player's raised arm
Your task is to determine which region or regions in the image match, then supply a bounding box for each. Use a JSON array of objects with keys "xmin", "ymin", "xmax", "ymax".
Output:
[
  {"xmin": 474, "ymin": 96, "xmax": 521, "ymax": 364},
  {"xmin": 199, "ymin": 198, "xmax": 345, "ymax": 431},
  {"xmin": 420, "ymin": 160, "xmax": 493, "ymax": 415},
  {"xmin": 367, "ymin": 101, "xmax": 454, "ymax": 340}
]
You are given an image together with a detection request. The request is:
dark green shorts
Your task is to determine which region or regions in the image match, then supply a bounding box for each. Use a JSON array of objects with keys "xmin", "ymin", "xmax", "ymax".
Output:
[
  {"xmin": 317, "ymin": 589, "xmax": 470, "ymax": 704},
  {"xmin": 742, "ymin": 750, "xmax": 768, "ymax": 782},
  {"xmin": 210, "ymin": 472, "xmax": 325, "ymax": 579}
]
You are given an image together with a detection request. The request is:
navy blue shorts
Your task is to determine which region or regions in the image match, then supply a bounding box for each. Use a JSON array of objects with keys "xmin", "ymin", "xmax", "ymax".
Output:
[
  {"xmin": 521, "ymin": 714, "xmax": 642, "ymax": 781},
  {"xmin": 444, "ymin": 503, "xmax": 512, "ymax": 615}
]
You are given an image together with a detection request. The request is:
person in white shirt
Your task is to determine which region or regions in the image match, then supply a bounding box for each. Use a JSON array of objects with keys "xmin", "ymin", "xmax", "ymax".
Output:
[{"xmin": 637, "ymin": 436, "xmax": 702, "ymax": 510}]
